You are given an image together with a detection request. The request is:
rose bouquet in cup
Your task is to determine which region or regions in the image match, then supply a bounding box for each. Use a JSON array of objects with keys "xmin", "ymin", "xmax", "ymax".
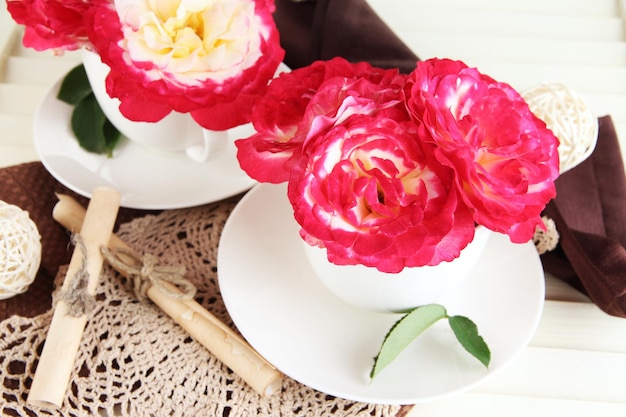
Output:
[
  {"xmin": 236, "ymin": 57, "xmax": 560, "ymax": 273},
  {"xmin": 236, "ymin": 57, "xmax": 560, "ymax": 376},
  {"xmin": 6, "ymin": 0, "xmax": 285, "ymax": 137}
]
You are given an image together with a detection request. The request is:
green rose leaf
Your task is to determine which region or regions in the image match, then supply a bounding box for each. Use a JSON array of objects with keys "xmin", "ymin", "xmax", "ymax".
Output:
[
  {"xmin": 57, "ymin": 64, "xmax": 121, "ymax": 156},
  {"xmin": 370, "ymin": 304, "xmax": 491, "ymax": 380},
  {"xmin": 71, "ymin": 93, "xmax": 121, "ymax": 157},
  {"xmin": 370, "ymin": 304, "xmax": 447, "ymax": 379},
  {"xmin": 57, "ymin": 64, "xmax": 92, "ymax": 105},
  {"xmin": 448, "ymin": 315, "xmax": 491, "ymax": 368}
]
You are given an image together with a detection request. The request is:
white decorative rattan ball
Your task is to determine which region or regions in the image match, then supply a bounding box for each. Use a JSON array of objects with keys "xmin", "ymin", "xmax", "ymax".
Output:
[
  {"xmin": 522, "ymin": 83, "xmax": 598, "ymax": 174},
  {"xmin": 0, "ymin": 201, "xmax": 42, "ymax": 299}
]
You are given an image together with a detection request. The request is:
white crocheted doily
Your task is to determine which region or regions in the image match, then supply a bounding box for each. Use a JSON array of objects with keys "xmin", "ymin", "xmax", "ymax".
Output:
[{"xmin": 0, "ymin": 199, "xmax": 407, "ymax": 417}]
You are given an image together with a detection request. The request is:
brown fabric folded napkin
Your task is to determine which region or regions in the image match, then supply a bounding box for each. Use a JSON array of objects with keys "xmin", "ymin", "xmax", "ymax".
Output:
[
  {"xmin": 541, "ymin": 116, "xmax": 626, "ymax": 317},
  {"xmin": 0, "ymin": 162, "xmax": 155, "ymax": 321},
  {"xmin": 274, "ymin": 0, "xmax": 419, "ymax": 72}
]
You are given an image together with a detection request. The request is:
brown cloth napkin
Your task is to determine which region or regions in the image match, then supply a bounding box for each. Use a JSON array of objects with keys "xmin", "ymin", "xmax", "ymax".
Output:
[
  {"xmin": 274, "ymin": 0, "xmax": 419, "ymax": 72},
  {"xmin": 541, "ymin": 116, "xmax": 626, "ymax": 318}
]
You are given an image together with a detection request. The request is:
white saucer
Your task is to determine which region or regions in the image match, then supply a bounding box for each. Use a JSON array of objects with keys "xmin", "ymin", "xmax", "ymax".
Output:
[
  {"xmin": 218, "ymin": 183, "xmax": 545, "ymax": 405},
  {"xmin": 34, "ymin": 76, "xmax": 256, "ymax": 209}
]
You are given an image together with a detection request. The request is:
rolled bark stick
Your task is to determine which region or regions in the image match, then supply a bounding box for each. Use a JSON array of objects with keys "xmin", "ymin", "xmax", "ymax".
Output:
[
  {"xmin": 28, "ymin": 187, "xmax": 121, "ymax": 408},
  {"xmin": 52, "ymin": 194, "xmax": 283, "ymax": 397}
]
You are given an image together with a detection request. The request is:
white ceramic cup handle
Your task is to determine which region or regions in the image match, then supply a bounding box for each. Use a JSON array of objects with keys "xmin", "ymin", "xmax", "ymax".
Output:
[{"xmin": 185, "ymin": 129, "xmax": 229, "ymax": 162}]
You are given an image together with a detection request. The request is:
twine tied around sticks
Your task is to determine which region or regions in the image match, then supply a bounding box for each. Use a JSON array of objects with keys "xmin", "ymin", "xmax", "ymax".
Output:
[
  {"xmin": 59, "ymin": 235, "xmax": 96, "ymax": 317},
  {"xmin": 100, "ymin": 246, "xmax": 196, "ymax": 302}
]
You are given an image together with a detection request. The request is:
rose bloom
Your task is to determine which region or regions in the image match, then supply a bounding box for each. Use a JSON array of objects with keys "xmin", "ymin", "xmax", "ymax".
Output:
[
  {"xmin": 405, "ymin": 58, "xmax": 560, "ymax": 243},
  {"xmin": 288, "ymin": 114, "xmax": 476, "ymax": 273},
  {"xmin": 86, "ymin": 0, "xmax": 284, "ymax": 130},
  {"xmin": 6, "ymin": 0, "xmax": 101, "ymax": 51},
  {"xmin": 236, "ymin": 57, "xmax": 407, "ymax": 183}
]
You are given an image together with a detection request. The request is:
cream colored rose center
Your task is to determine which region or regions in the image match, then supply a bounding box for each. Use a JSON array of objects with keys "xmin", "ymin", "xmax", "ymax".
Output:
[{"xmin": 118, "ymin": 0, "xmax": 264, "ymax": 84}]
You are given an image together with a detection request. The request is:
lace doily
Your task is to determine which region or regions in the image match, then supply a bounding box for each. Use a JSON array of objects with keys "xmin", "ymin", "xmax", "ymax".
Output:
[{"xmin": 0, "ymin": 198, "xmax": 409, "ymax": 417}]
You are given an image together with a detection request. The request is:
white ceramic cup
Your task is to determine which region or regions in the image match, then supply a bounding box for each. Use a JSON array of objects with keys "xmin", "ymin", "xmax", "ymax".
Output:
[
  {"xmin": 80, "ymin": 49, "xmax": 228, "ymax": 162},
  {"xmin": 302, "ymin": 225, "xmax": 492, "ymax": 313}
]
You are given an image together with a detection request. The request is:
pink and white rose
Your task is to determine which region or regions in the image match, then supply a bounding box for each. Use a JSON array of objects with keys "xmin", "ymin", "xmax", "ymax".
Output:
[
  {"xmin": 405, "ymin": 58, "xmax": 560, "ymax": 243},
  {"xmin": 288, "ymin": 114, "xmax": 475, "ymax": 273},
  {"xmin": 235, "ymin": 57, "xmax": 406, "ymax": 183},
  {"xmin": 6, "ymin": 0, "xmax": 101, "ymax": 52},
  {"xmin": 86, "ymin": 0, "xmax": 284, "ymax": 130}
]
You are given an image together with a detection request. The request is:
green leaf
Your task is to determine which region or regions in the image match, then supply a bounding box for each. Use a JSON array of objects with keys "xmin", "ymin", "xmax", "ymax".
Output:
[
  {"xmin": 370, "ymin": 304, "xmax": 447, "ymax": 379},
  {"xmin": 71, "ymin": 93, "xmax": 121, "ymax": 157},
  {"xmin": 57, "ymin": 64, "xmax": 92, "ymax": 105},
  {"xmin": 448, "ymin": 315, "xmax": 491, "ymax": 368},
  {"xmin": 58, "ymin": 64, "xmax": 121, "ymax": 156}
]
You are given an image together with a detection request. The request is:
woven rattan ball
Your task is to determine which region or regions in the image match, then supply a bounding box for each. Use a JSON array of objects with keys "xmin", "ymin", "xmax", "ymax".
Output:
[
  {"xmin": 0, "ymin": 201, "xmax": 42, "ymax": 299},
  {"xmin": 522, "ymin": 83, "xmax": 598, "ymax": 174}
]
